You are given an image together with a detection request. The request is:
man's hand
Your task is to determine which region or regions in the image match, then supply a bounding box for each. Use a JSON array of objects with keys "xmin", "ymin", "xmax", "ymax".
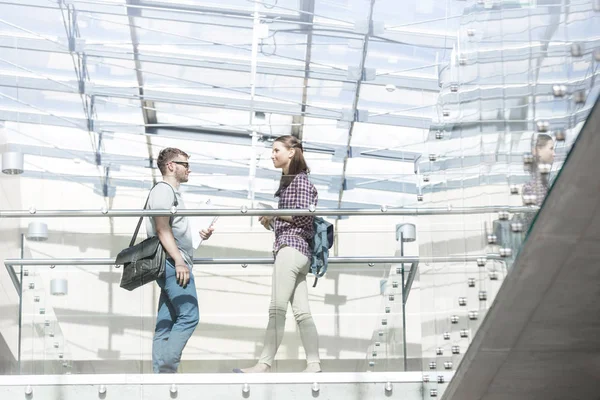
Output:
[
  {"xmin": 175, "ymin": 263, "xmax": 190, "ymax": 287},
  {"xmin": 259, "ymin": 216, "xmax": 274, "ymax": 230},
  {"xmin": 200, "ymin": 226, "xmax": 214, "ymax": 240}
]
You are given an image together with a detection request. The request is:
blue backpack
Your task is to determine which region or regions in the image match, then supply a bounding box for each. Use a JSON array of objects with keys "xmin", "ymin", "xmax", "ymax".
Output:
[{"xmin": 310, "ymin": 217, "xmax": 334, "ymax": 287}]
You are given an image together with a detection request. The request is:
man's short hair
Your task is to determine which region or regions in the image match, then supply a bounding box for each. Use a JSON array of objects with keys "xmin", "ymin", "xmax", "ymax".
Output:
[{"xmin": 157, "ymin": 148, "xmax": 190, "ymax": 175}]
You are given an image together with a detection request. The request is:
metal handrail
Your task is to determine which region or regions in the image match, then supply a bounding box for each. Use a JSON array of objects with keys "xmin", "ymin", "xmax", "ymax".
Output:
[
  {"xmin": 4, "ymin": 254, "xmax": 503, "ymax": 267},
  {"xmin": 0, "ymin": 206, "xmax": 538, "ymax": 218}
]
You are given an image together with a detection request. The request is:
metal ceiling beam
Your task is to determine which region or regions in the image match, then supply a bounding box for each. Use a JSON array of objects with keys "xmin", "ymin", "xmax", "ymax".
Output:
[
  {"xmin": 0, "ymin": 0, "xmax": 305, "ymax": 27},
  {"xmin": 4, "ymin": 139, "xmax": 549, "ymax": 200},
  {"xmin": 454, "ymin": 36, "xmax": 600, "ymax": 64},
  {"xmin": 7, "ymin": 143, "xmax": 543, "ymax": 202},
  {"xmin": 336, "ymin": 0, "xmax": 376, "ymax": 208},
  {"xmin": 135, "ymin": 0, "xmax": 301, "ymax": 21},
  {"xmin": 125, "ymin": 0, "xmax": 159, "ymax": 185},
  {"xmin": 7, "ymin": 72, "xmax": 598, "ymax": 125},
  {"xmin": 3, "ymin": 72, "xmax": 597, "ymax": 122},
  {"xmin": 7, "ymin": 142, "xmax": 418, "ymax": 192},
  {"xmin": 4, "ymin": 0, "xmax": 594, "ymax": 55},
  {"xmin": 55, "ymin": 1, "xmax": 93, "ymax": 128},
  {"xmin": 438, "ymin": 74, "xmax": 600, "ymax": 104},
  {"xmin": 6, "ymin": 0, "xmax": 589, "ymax": 47},
  {"xmin": 14, "ymin": 170, "xmax": 385, "ymax": 209},
  {"xmin": 5, "ymin": 30, "xmax": 596, "ymax": 87},
  {"xmin": 0, "ymin": 71, "xmax": 433, "ymax": 128},
  {"xmin": 125, "ymin": 0, "xmax": 157, "ymax": 130},
  {"xmin": 55, "ymin": 1, "xmax": 117, "ymax": 203},
  {"xmin": 2, "ymin": 103, "xmax": 592, "ymax": 147},
  {"xmin": 130, "ymin": 88, "xmax": 337, "ymax": 119},
  {"xmin": 424, "ymin": 104, "xmax": 596, "ymax": 140},
  {"xmin": 0, "ymin": 35, "xmax": 440, "ymax": 92},
  {"xmin": 292, "ymin": 0, "xmax": 315, "ymax": 140},
  {"xmin": 0, "ymin": 109, "xmax": 421, "ymax": 161},
  {"xmin": 416, "ymin": 149, "xmax": 570, "ymax": 174},
  {"xmin": 0, "ymin": 0, "xmax": 459, "ymax": 49},
  {"xmin": 10, "ymin": 140, "xmax": 550, "ymax": 200},
  {"xmin": 102, "ymin": 88, "xmax": 431, "ymax": 128},
  {"xmin": 420, "ymin": 173, "xmax": 545, "ymax": 194}
]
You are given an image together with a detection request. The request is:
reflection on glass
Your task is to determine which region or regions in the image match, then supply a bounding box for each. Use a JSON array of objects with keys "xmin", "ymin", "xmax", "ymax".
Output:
[{"xmin": 523, "ymin": 134, "xmax": 555, "ymax": 207}]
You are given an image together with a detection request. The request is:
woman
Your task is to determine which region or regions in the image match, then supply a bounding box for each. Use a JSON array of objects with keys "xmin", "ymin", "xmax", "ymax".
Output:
[
  {"xmin": 522, "ymin": 133, "xmax": 555, "ymax": 207},
  {"xmin": 235, "ymin": 135, "xmax": 321, "ymax": 373},
  {"xmin": 522, "ymin": 133, "xmax": 555, "ymax": 230}
]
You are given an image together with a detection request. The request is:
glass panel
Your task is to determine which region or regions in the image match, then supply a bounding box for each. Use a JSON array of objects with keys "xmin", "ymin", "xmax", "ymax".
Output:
[
  {"xmin": 416, "ymin": 0, "xmax": 600, "ymax": 382},
  {"xmin": 0, "ymin": 87, "xmax": 84, "ymax": 119},
  {"xmin": 10, "ymin": 192, "xmax": 417, "ymax": 374},
  {"xmin": 152, "ymin": 0, "xmax": 302, "ymax": 15},
  {"xmin": 0, "ymin": 2, "xmax": 67, "ymax": 38},
  {"xmin": 0, "ymin": 47, "xmax": 75, "ymax": 81}
]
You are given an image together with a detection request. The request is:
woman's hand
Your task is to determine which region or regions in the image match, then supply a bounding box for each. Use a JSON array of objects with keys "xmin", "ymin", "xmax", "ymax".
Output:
[{"xmin": 259, "ymin": 216, "xmax": 274, "ymax": 230}]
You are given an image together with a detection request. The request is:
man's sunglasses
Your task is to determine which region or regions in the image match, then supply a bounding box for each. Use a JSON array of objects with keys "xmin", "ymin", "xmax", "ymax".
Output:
[{"xmin": 171, "ymin": 161, "xmax": 190, "ymax": 169}]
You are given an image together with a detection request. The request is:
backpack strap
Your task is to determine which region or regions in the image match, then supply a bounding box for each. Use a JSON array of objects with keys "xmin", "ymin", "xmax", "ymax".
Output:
[
  {"xmin": 129, "ymin": 182, "xmax": 178, "ymax": 247},
  {"xmin": 312, "ymin": 253, "xmax": 325, "ymax": 287}
]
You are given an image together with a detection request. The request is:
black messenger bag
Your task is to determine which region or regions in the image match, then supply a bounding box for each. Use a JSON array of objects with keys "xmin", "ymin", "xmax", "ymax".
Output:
[{"xmin": 116, "ymin": 182, "xmax": 177, "ymax": 291}]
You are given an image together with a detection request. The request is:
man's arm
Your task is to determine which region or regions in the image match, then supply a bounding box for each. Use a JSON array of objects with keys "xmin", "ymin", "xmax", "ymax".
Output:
[{"xmin": 155, "ymin": 216, "xmax": 190, "ymax": 287}]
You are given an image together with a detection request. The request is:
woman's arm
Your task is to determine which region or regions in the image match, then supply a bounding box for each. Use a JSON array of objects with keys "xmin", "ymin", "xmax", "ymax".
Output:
[
  {"xmin": 288, "ymin": 176, "xmax": 315, "ymax": 228},
  {"xmin": 269, "ymin": 175, "xmax": 316, "ymax": 226}
]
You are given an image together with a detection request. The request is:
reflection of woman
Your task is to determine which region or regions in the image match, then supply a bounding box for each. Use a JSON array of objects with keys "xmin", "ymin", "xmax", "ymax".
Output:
[
  {"xmin": 521, "ymin": 134, "xmax": 555, "ymax": 233},
  {"xmin": 234, "ymin": 135, "xmax": 321, "ymax": 374},
  {"xmin": 522, "ymin": 133, "xmax": 555, "ymax": 207}
]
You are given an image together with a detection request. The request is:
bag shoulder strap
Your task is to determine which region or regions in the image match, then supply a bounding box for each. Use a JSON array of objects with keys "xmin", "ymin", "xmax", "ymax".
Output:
[{"xmin": 129, "ymin": 182, "xmax": 178, "ymax": 247}]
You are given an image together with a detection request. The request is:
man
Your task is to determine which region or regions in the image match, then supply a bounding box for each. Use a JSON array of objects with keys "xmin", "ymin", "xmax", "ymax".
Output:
[{"xmin": 146, "ymin": 147, "xmax": 213, "ymax": 373}]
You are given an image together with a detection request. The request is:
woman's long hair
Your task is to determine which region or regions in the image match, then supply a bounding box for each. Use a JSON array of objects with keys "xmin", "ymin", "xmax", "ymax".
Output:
[{"xmin": 274, "ymin": 135, "xmax": 310, "ymax": 197}]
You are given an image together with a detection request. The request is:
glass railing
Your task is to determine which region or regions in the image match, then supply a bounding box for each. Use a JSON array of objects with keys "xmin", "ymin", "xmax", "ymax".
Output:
[
  {"xmin": 0, "ymin": 197, "xmax": 517, "ymax": 376},
  {"xmin": 0, "ymin": 196, "xmax": 531, "ymax": 400},
  {"xmin": 0, "ymin": 174, "xmax": 591, "ymax": 392},
  {"xmin": 5, "ymin": 212, "xmax": 510, "ymax": 374}
]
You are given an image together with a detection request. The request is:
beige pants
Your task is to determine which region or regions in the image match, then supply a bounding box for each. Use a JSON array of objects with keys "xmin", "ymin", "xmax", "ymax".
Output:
[{"xmin": 258, "ymin": 246, "xmax": 320, "ymax": 366}]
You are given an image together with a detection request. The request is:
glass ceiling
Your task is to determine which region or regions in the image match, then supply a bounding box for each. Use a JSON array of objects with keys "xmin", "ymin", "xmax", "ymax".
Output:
[{"xmin": 0, "ymin": 0, "xmax": 599, "ymax": 208}]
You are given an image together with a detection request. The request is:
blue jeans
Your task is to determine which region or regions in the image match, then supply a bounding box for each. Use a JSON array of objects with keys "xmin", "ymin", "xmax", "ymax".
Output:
[{"xmin": 152, "ymin": 260, "xmax": 199, "ymax": 373}]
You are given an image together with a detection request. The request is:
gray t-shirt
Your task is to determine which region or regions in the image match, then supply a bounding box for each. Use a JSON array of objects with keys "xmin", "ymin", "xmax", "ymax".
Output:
[{"xmin": 145, "ymin": 182, "xmax": 193, "ymax": 268}]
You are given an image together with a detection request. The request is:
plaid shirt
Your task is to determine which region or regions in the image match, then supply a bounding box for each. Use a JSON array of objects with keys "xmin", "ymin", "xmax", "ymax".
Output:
[
  {"xmin": 522, "ymin": 171, "xmax": 549, "ymax": 207},
  {"xmin": 522, "ymin": 170, "xmax": 550, "ymax": 229},
  {"xmin": 273, "ymin": 172, "xmax": 318, "ymax": 258}
]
